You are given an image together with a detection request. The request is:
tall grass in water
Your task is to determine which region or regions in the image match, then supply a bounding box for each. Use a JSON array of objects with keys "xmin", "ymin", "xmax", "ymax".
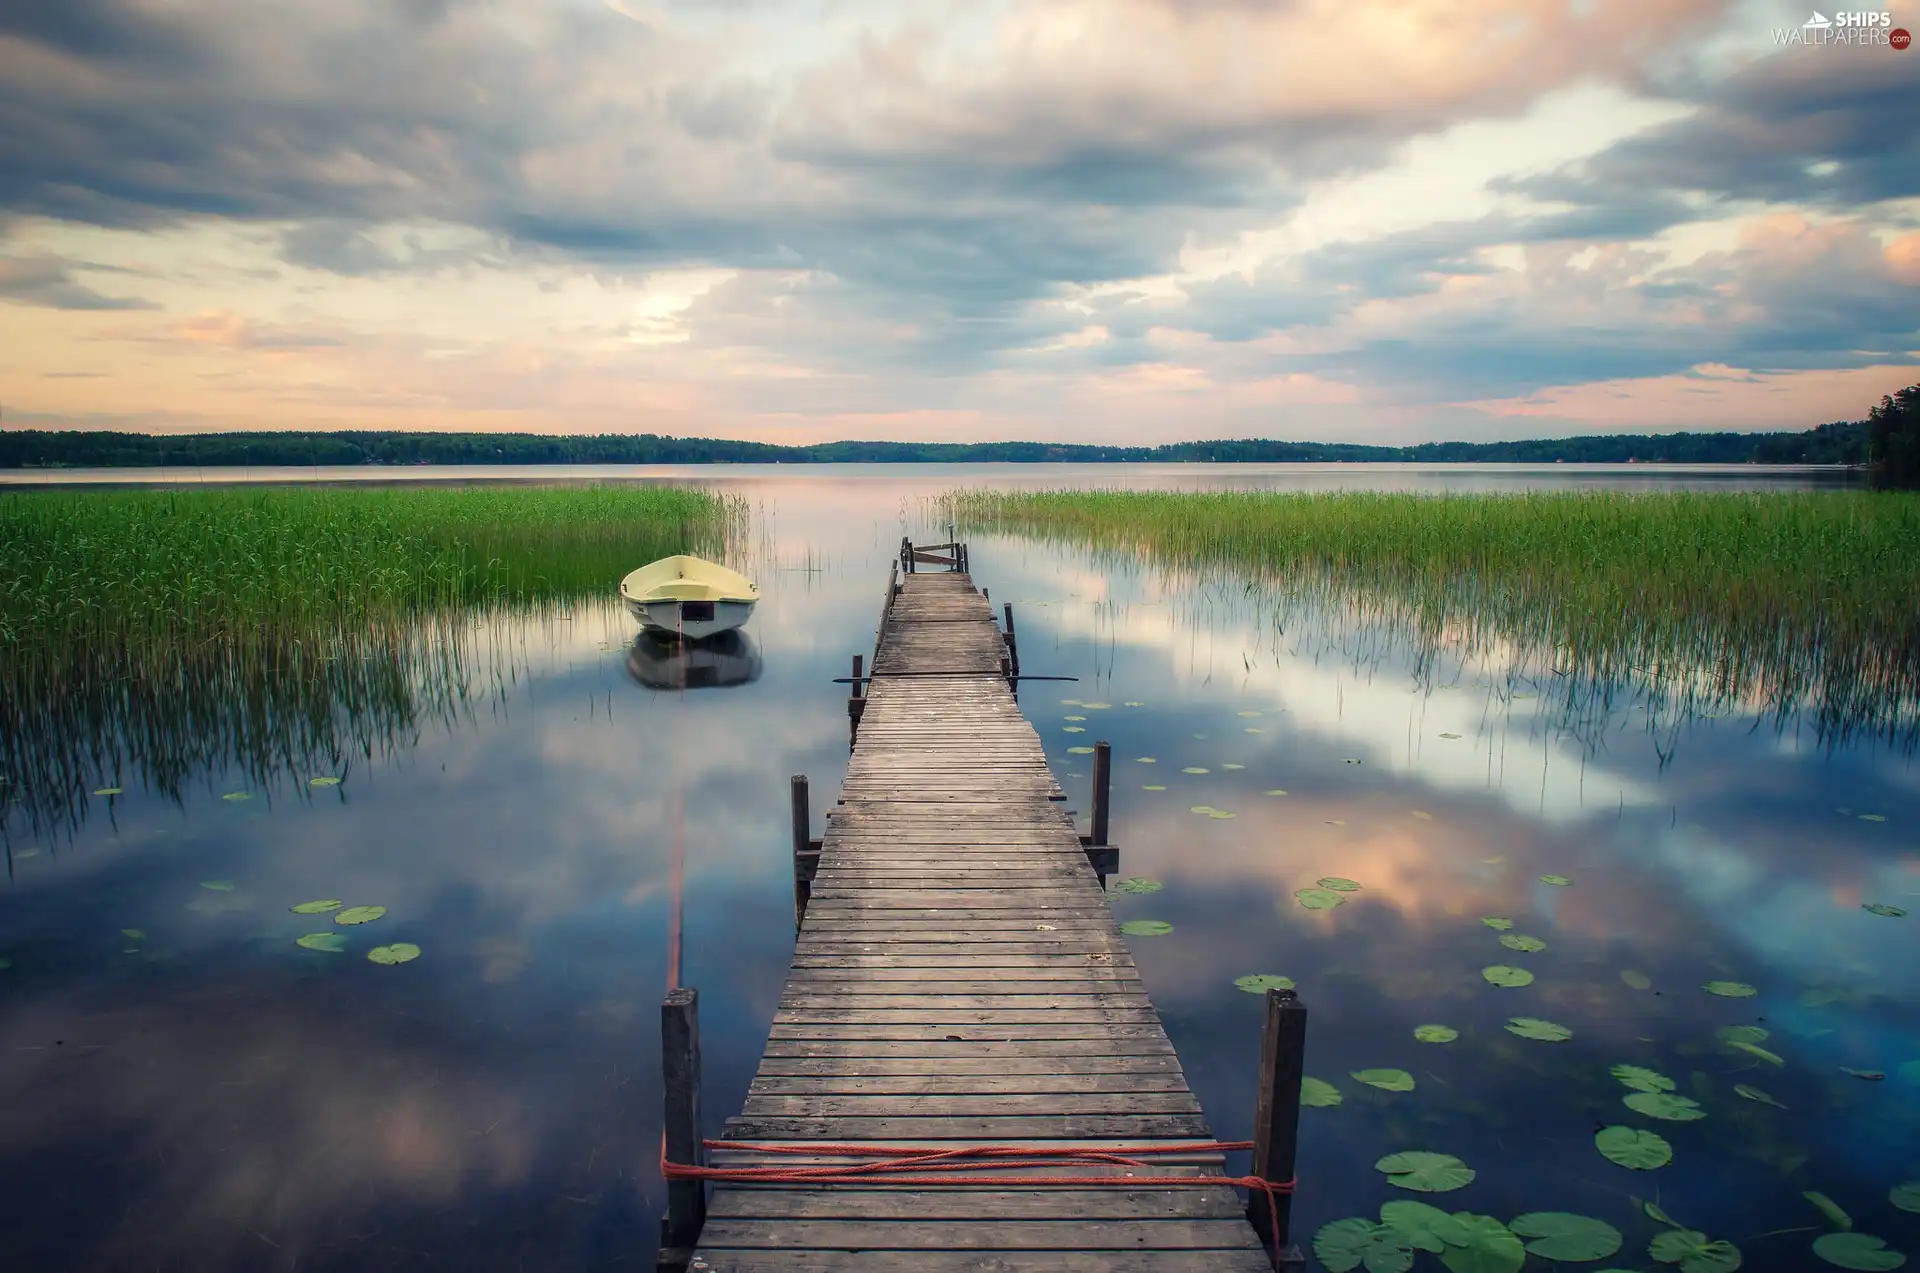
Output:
[
  {"xmin": 947, "ymin": 490, "xmax": 1920, "ymax": 751},
  {"xmin": 1, "ymin": 485, "xmax": 740, "ymax": 841}
]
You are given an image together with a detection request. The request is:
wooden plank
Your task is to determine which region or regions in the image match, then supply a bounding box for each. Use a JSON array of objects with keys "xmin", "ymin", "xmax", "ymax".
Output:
[
  {"xmin": 696, "ymin": 1218, "xmax": 1261, "ymax": 1250},
  {"xmin": 746, "ymin": 1074, "xmax": 1191, "ymax": 1095},
  {"xmin": 705, "ymin": 1189, "xmax": 1245, "ymax": 1219},
  {"xmin": 721, "ymin": 1113, "xmax": 1213, "ymax": 1139},
  {"xmin": 738, "ymin": 1093, "xmax": 1204, "ymax": 1117},
  {"xmin": 691, "ymin": 1249, "xmax": 1274, "ymax": 1271}
]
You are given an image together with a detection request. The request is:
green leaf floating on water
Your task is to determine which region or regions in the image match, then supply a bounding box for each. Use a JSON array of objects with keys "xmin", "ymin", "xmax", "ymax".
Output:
[
  {"xmin": 1439, "ymin": 732, "xmax": 1462, "ymax": 739},
  {"xmin": 1063, "ymin": 726, "xmax": 1086, "ymax": 734},
  {"xmin": 1375, "ymin": 1151, "xmax": 1475, "ymax": 1193},
  {"xmin": 1650, "ymin": 1231, "xmax": 1744, "ymax": 1273},
  {"xmin": 1595, "ymin": 1125, "xmax": 1672, "ymax": 1169},
  {"xmin": 1067, "ymin": 746, "xmax": 1095, "ymax": 755},
  {"xmin": 1119, "ymin": 920, "xmax": 1172, "ymax": 936},
  {"xmin": 1726, "ymin": 1039, "xmax": 1786, "ymax": 1066},
  {"xmin": 1142, "ymin": 785, "xmax": 1166, "ymax": 791},
  {"xmin": 1480, "ymin": 917, "xmax": 1515, "ymax": 931},
  {"xmin": 1540, "ymin": 875, "xmax": 1572, "ymax": 886},
  {"xmin": 1437, "ymin": 1213, "xmax": 1526, "ymax": 1273},
  {"xmin": 290, "ymin": 899, "xmax": 343, "ymax": 914},
  {"xmin": 1189, "ymin": 805, "xmax": 1215, "ymax": 814},
  {"xmin": 1613, "ymin": 1064, "xmax": 1677, "ymax": 1092},
  {"xmin": 1414, "ymin": 1024, "xmax": 1459, "ymax": 1044},
  {"xmin": 1506, "ymin": 1017, "xmax": 1572, "ymax": 1042},
  {"xmin": 1716, "ymin": 1024, "xmax": 1770, "ymax": 1044},
  {"xmin": 1135, "ymin": 756, "xmax": 1156, "ymax": 763},
  {"xmin": 1625, "ymin": 1091, "xmax": 1707, "ymax": 1121},
  {"xmin": 1804, "ymin": 1192, "xmax": 1853, "ymax": 1231},
  {"xmin": 367, "ymin": 943, "xmax": 421, "ymax": 965},
  {"xmin": 1509, "ymin": 1212, "xmax": 1624, "ymax": 1262},
  {"xmin": 1263, "ymin": 789, "xmax": 1288, "ymax": 796},
  {"xmin": 1314, "ymin": 1218, "xmax": 1409, "ymax": 1273},
  {"xmin": 1300, "ymin": 1076, "xmax": 1343, "ymax": 1107},
  {"xmin": 92, "ymin": 787, "xmax": 123, "ymax": 796},
  {"xmin": 1890, "ymin": 1183, "xmax": 1920, "ymax": 1213},
  {"xmin": 1207, "ymin": 810, "xmax": 1237, "ymax": 819},
  {"xmin": 1318, "ymin": 877, "xmax": 1362, "ymax": 892},
  {"xmin": 1812, "ymin": 1234, "xmax": 1906, "ymax": 1271},
  {"xmin": 199, "ymin": 880, "xmax": 234, "ymax": 892},
  {"xmin": 1352, "ymin": 1068, "xmax": 1416, "ymax": 1092},
  {"xmin": 1863, "ymin": 903, "xmax": 1907, "ymax": 917},
  {"xmin": 1499, "ymin": 934, "xmax": 1547, "ymax": 953},
  {"xmin": 1734, "ymin": 1084, "xmax": 1786, "ymax": 1108},
  {"xmin": 1840, "ymin": 1067, "xmax": 1885, "ymax": 1081},
  {"xmin": 1296, "ymin": 888, "xmax": 1347, "ymax": 911},
  {"xmin": 309, "ymin": 776, "xmax": 341, "ymax": 787},
  {"xmin": 1378, "ymin": 1200, "xmax": 1471, "ymax": 1252},
  {"xmin": 221, "ymin": 792, "xmax": 251, "ymax": 802},
  {"xmin": 1482, "ymin": 965, "xmax": 1534, "ymax": 987},
  {"xmin": 1181, "ymin": 766, "xmax": 1209, "ymax": 774},
  {"xmin": 1234, "ymin": 974, "xmax": 1294, "ymax": 994},
  {"xmin": 296, "ymin": 932, "xmax": 347, "ymax": 952},
  {"xmin": 1704, "ymin": 981, "xmax": 1758, "ymax": 997},
  {"xmin": 334, "ymin": 905, "xmax": 387, "ymax": 925},
  {"xmin": 1110, "ymin": 877, "xmax": 1162, "ymax": 895},
  {"xmin": 1621, "ymin": 969, "xmax": 1653, "ymax": 990}
]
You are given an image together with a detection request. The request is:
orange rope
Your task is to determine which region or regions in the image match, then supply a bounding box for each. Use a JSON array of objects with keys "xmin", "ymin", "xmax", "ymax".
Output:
[{"xmin": 661, "ymin": 1139, "xmax": 1295, "ymax": 1262}]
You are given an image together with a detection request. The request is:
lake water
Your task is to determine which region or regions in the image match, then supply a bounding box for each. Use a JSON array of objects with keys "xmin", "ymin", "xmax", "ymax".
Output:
[{"xmin": 2, "ymin": 464, "xmax": 1913, "ymax": 1273}]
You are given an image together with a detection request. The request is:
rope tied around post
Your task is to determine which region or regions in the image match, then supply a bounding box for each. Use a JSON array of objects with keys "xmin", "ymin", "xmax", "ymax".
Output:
[{"xmin": 660, "ymin": 1139, "xmax": 1297, "ymax": 1266}]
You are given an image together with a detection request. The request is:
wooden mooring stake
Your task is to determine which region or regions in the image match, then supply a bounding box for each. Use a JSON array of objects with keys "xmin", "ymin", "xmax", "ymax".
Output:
[
  {"xmin": 791, "ymin": 775, "xmax": 818, "ymax": 929},
  {"xmin": 847, "ymin": 654, "xmax": 866, "ymax": 748},
  {"xmin": 657, "ymin": 987, "xmax": 704, "ymax": 1273},
  {"xmin": 1249, "ymin": 987, "xmax": 1309, "ymax": 1272}
]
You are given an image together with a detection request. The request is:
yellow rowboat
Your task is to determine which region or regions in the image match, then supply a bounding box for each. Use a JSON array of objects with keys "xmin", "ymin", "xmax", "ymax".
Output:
[{"xmin": 619, "ymin": 555, "xmax": 758, "ymax": 640}]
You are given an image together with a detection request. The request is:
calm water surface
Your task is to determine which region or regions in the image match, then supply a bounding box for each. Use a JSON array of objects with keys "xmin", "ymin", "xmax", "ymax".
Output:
[{"xmin": 2, "ymin": 465, "xmax": 1913, "ymax": 1273}]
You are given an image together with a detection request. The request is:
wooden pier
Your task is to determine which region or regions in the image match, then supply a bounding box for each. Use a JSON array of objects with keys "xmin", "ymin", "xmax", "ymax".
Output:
[{"xmin": 661, "ymin": 542, "xmax": 1305, "ymax": 1272}]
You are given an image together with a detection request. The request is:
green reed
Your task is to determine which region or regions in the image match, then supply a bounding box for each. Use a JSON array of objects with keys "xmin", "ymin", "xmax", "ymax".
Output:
[{"xmin": 947, "ymin": 489, "xmax": 1920, "ymax": 751}]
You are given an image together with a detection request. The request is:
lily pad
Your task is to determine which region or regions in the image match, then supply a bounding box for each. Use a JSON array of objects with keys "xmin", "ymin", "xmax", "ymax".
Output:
[
  {"xmin": 1352, "ymin": 1068, "xmax": 1416, "ymax": 1092},
  {"xmin": 1840, "ymin": 1067, "xmax": 1885, "ymax": 1081},
  {"xmin": 1863, "ymin": 904, "xmax": 1907, "ymax": 918},
  {"xmin": 1263, "ymin": 789, "xmax": 1288, "ymax": 796},
  {"xmin": 1481, "ymin": 917, "xmax": 1515, "ymax": 931},
  {"xmin": 1319, "ymin": 877, "xmax": 1362, "ymax": 892},
  {"xmin": 1716, "ymin": 1024, "xmax": 1770, "ymax": 1044},
  {"xmin": 1379, "ymin": 1200, "xmax": 1470, "ymax": 1252},
  {"xmin": 1804, "ymin": 1192, "xmax": 1853, "ymax": 1231},
  {"xmin": 92, "ymin": 787, "xmax": 123, "ymax": 796},
  {"xmin": 334, "ymin": 905, "xmax": 387, "ymax": 926},
  {"xmin": 367, "ymin": 943, "xmax": 421, "ymax": 965},
  {"xmin": 1063, "ymin": 715, "xmax": 1087, "ymax": 721},
  {"xmin": 296, "ymin": 932, "xmax": 347, "ymax": 952},
  {"xmin": 1813, "ymin": 1234, "xmax": 1905, "ymax": 1271},
  {"xmin": 1067, "ymin": 746, "xmax": 1095, "ymax": 755},
  {"xmin": 1859, "ymin": 813, "xmax": 1888, "ymax": 822},
  {"xmin": 1510, "ymin": 1212, "xmax": 1623, "ymax": 1262},
  {"xmin": 1595, "ymin": 1125, "xmax": 1672, "ymax": 1170},
  {"xmin": 1110, "ymin": 877, "xmax": 1163, "ymax": 895},
  {"xmin": 290, "ymin": 899, "xmax": 343, "ymax": 914},
  {"xmin": 1624, "ymin": 1091, "xmax": 1706, "ymax": 1121},
  {"xmin": 1650, "ymin": 1231, "xmax": 1743, "ymax": 1273},
  {"xmin": 1734, "ymin": 1084, "xmax": 1785, "ymax": 1108},
  {"xmin": 199, "ymin": 880, "xmax": 235, "ymax": 892},
  {"xmin": 309, "ymin": 776, "xmax": 341, "ymax": 787},
  {"xmin": 221, "ymin": 792, "xmax": 251, "ymax": 802},
  {"xmin": 1414, "ymin": 1024, "xmax": 1459, "ymax": 1044},
  {"xmin": 1136, "ymin": 756, "xmax": 1157, "ymax": 763},
  {"xmin": 1207, "ymin": 810, "xmax": 1237, "ymax": 820},
  {"xmin": 1234, "ymin": 974, "xmax": 1295, "ymax": 994},
  {"xmin": 1119, "ymin": 919, "xmax": 1172, "ymax": 936},
  {"xmin": 1703, "ymin": 981, "xmax": 1757, "ymax": 998},
  {"xmin": 1142, "ymin": 784, "xmax": 1166, "ymax": 791},
  {"xmin": 1506, "ymin": 1017, "xmax": 1572, "ymax": 1042},
  {"xmin": 1300, "ymin": 1076, "xmax": 1343, "ymax": 1107},
  {"xmin": 1890, "ymin": 1183, "xmax": 1920, "ymax": 1213},
  {"xmin": 1314, "ymin": 1219, "xmax": 1408, "ymax": 1273},
  {"xmin": 1482, "ymin": 965, "xmax": 1534, "ymax": 988},
  {"xmin": 1062, "ymin": 726, "xmax": 1086, "ymax": 734},
  {"xmin": 1181, "ymin": 766, "xmax": 1209, "ymax": 774},
  {"xmin": 1189, "ymin": 805, "xmax": 1216, "ymax": 814},
  {"xmin": 1439, "ymin": 732, "xmax": 1462, "ymax": 739},
  {"xmin": 1499, "ymin": 934, "xmax": 1547, "ymax": 953},
  {"xmin": 1375, "ymin": 1151, "xmax": 1475, "ymax": 1193},
  {"xmin": 1221, "ymin": 763, "xmax": 1245, "ymax": 771},
  {"xmin": 1124, "ymin": 701, "xmax": 1144, "ymax": 707},
  {"xmin": 1612, "ymin": 1064, "xmax": 1677, "ymax": 1093},
  {"xmin": 1621, "ymin": 969, "xmax": 1653, "ymax": 990},
  {"xmin": 1296, "ymin": 888, "xmax": 1347, "ymax": 911},
  {"xmin": 1726, "ymin": 1039, "xmax": 1785, "ymax": 1066},
  {"xmin": 1437, "ymin": 1213, "xmax": 1525, "ymax": 1273},
  {"xmin": 1539, "ymin": 874, "xmax": 1572, "ymax": 886}
]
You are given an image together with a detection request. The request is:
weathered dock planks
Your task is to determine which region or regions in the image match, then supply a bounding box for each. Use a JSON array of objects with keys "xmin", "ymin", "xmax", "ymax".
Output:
[{"xmin": 673, "ymin": 559, "xmax": 1283, "ymax": 1272}]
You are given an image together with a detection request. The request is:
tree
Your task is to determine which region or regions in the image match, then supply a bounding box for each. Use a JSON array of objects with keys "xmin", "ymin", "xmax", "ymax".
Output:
[{"xmin": 1867, "ymin": 385, "xmax": 1920, "ymax": 488}]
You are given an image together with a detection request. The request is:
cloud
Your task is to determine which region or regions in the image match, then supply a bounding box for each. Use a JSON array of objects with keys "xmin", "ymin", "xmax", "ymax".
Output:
[{"xmin": 0, "ymin": 252, "xmax": 155, "ymax": 309}]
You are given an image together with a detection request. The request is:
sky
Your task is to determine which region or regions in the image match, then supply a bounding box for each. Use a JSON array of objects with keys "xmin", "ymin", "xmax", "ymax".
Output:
[{"xmin": 0, "ymin": 0, "xmax": 1916, "ymax": 445}]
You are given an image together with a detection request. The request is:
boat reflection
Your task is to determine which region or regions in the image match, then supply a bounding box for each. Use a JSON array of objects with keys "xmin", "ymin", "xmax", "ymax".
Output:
[{"xmin": 625, "ymin": 629, "xmax": 763, "ymax": 691}]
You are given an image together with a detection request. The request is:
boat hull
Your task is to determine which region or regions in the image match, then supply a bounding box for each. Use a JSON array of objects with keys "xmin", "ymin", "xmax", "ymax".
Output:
[{"xmin": 625, "ymin": 596, "xmax": 756, "ymax": 641}]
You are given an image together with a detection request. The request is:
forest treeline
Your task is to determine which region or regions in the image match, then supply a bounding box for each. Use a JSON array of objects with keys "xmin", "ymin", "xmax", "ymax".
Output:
[{"xmin": 4, "ymin": 384, "xmax": 1914, "ymax": 481}]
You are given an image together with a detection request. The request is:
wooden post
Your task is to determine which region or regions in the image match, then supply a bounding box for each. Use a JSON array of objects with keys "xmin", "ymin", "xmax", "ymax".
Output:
[
  {"xmin": 1002, "ymin": 602, "xmax": 1021, "ymax": 679},
  {"xmin": 1248, "ymin": 988, "xmax": 1307, "ymax": 1270},
  {"xmin": 1091, "ymin": 741, "xmax": 1111, "ymax": 848},
  {"xmin": 658, "ymin": 987, "xmax": 705, "ymax": 1271},
  {"xmin": 791, "ymin": 775, "xmax": 812, "ymax": 929},
  {"xmin": 850, "ymin": 654, "xmax": 864, "ymax": 698}
]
